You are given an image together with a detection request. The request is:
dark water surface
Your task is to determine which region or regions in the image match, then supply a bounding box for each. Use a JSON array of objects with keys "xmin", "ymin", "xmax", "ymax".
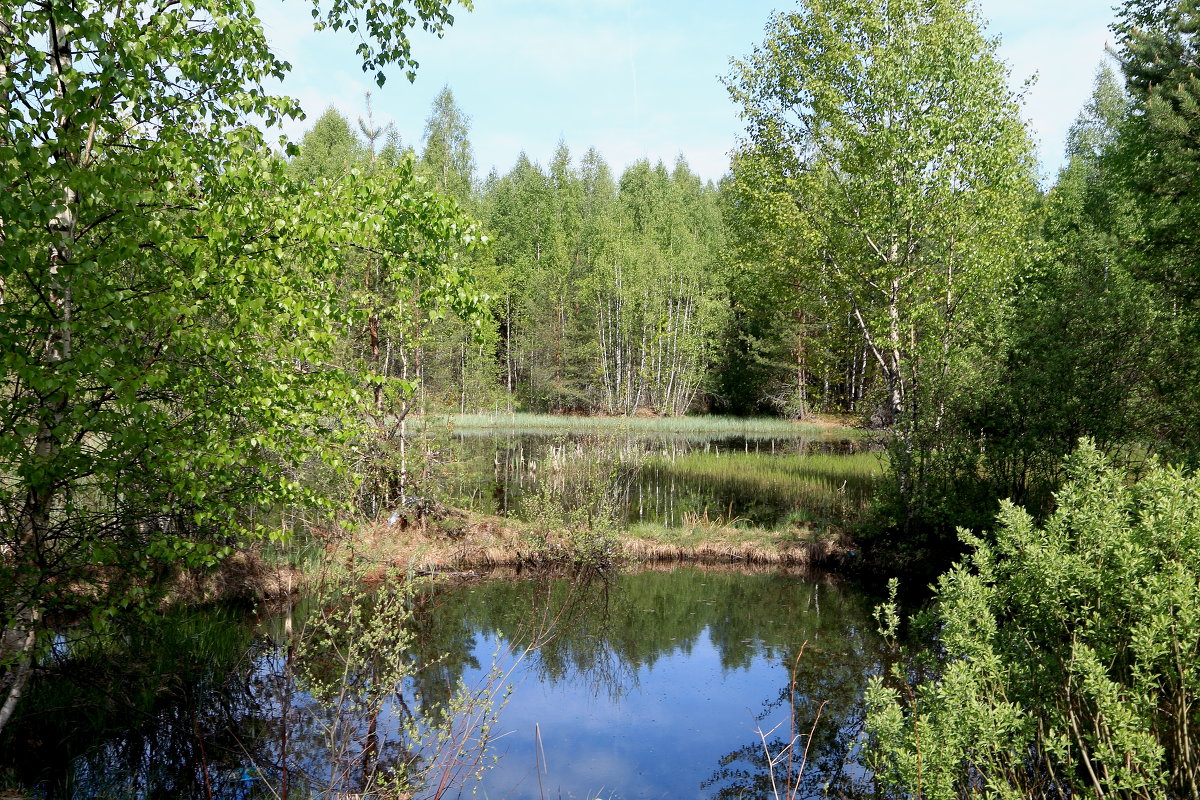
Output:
[
  {"xmin": 448, "ymin": 430, "xmax": 880, "ymax": 530},
  {"xmin": 2, "ymin": 568, "xmax": 887, "ymax": 799}
]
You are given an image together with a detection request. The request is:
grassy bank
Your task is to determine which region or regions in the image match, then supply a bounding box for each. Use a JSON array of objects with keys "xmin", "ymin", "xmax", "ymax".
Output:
[
  {"xmin": 336, "ymin": 512, "xmax": 855, "ymax": 574},
  {"xmin": 182, "ymin": 413, "xmax": 876, "ymax": 601},
  {"xmin": 186, "ymin": 507, "xmax": 858, "ymax": 604}
]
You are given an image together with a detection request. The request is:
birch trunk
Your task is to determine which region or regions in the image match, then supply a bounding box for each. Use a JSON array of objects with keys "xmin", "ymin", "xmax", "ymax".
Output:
[
  {"xmin": 0, "ymin": 9, "xmax": 9, "ymax": 305},
  {"xmin": 504, "ymin": 298, "xmax": 513, "ymax": 394},
  {"xmin": 794, "ymin": 308, "xmax": 809, "ymax": 419},
  {"xmin": 2, "ymin": 9, "xmax": 79, "ymax": 737},
  {"xmin": 0, "ymin": 615, "xmax": 38, "ymax": 732},
  {"xmin": 596, "ymin": 300, "xmax": 613, "ymax": 412}
]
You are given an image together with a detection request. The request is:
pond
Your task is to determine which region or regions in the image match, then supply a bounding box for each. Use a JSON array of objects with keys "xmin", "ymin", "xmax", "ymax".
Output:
[
  {"xmin": 1, "ymin": 567, "xmax": 889, "ymax": 799},
  {"xmin": 444, "ymin": 425, "xmax": 883, "ymax": 531}
]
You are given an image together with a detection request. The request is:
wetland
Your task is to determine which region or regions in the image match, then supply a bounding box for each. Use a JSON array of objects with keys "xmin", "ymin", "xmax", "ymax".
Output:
[{"xmin": 2, "ymin": 417, "xmax": 890, "ymax": 799}]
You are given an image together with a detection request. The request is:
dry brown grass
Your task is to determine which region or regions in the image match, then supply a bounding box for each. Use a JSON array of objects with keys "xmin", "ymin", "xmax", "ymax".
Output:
[
  {"xmin": 322, "ymin": 511, "xmax": 530, "ymax": 573},
  {"xmin": 333, "ymin": 508, "xmax": 854, "ymax": 572},
  {"xmin": 620, "ymin": 531, "xmax": 848, "ymax": 566},
  {"xmin": 173, "ymin": 507, "xmax": 855, "ymax": 604},
  {"xmin": 168, "ymin": 550, "xmax": 303, "ymax": 604}
]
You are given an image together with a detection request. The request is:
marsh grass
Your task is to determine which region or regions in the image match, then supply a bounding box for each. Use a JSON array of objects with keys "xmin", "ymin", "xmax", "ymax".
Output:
[
  {"xmin": 651, "ymin": 450, "xmax": 885, "ymax": 522},
  {"xmin": 620, "ymin": 450, "xmax": 882, "ymax": 567},
  {"xmin": 440, "ymin": 412, "xmax": 863, "ymax": 439},
  {"xmin": 300, "ymin": 414, "xmax": 881, "ymax": 576}
]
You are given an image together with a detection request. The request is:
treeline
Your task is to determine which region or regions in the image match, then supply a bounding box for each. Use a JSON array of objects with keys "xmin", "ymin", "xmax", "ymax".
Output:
[
  {"xmin": 298, "ymin": 83, "xmax": 1033, "ymax": 426},
  {"xmin": 292, "ymin": 93, "xmax": 728, "ymax": 417}
]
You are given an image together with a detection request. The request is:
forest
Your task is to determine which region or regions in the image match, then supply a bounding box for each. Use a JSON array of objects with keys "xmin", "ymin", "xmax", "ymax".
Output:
[{"xmin": 2, "ymin": 0, "xmax": 1199, "ymax": 797}]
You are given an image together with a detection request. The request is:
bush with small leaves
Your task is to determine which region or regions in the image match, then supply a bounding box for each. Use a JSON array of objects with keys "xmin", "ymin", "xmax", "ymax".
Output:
[{"xmin": 867, "ymin": 441, "xmax": 1200, "ymax": 799}]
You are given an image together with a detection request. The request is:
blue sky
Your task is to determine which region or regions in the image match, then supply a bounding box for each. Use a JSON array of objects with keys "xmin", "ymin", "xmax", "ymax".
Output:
[{"xmin": 257, "ymin": 0, "xmax": 1118, "ymax": 184}]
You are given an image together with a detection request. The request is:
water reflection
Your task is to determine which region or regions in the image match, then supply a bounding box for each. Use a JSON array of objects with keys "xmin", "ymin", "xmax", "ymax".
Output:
[
  {"xmin": 3, "ymin": 587, "xmax": 518, "ymax": 800},
  {"xmin": 449, "ymin": 431, "xmax": 881, "ymax": 530},
  {"xmin": 419, "ymin": 567, "xmax": 888, "ymax": 799},
  {"xmin": 1, "ymin": 568, "xmax": 886, "ymax": 799},
  {"xmin": 1, "ymin": 606, "xmax": 263, "ymax": 798}
]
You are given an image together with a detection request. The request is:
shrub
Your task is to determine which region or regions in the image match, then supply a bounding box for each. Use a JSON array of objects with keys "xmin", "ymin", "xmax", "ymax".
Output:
[{"xmin": 866, "ymin": 441, "xmax": 1200, "ymax": 799}]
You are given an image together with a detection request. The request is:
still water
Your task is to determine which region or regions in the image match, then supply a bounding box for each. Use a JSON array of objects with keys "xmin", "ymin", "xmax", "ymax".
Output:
[
  {"xmin": 453, "ymin": 568, "xmax": 887, "ymax": 800},
  {"xmin": 447, "ymin": 429, "xmax": 880, "ymax": 530},
  {"xmin": 2, "ymin": 568, "xmax": 887, "ymax": 799}
]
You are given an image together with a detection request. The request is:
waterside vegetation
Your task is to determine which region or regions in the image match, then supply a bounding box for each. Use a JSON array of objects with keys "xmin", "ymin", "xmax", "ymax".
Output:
[{"xmin": 4, "ymin": 0, "xmax": 1200, "ymax": 795}]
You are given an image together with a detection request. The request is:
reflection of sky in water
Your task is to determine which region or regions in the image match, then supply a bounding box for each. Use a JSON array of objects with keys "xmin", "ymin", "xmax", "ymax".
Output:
[
  {"xmin": 457, "ymin": 628, "xmax": 791, "ymax": 800},
  {"xmin": 4, "ymin": 570, "xmax": 879, "ymax": 799}
]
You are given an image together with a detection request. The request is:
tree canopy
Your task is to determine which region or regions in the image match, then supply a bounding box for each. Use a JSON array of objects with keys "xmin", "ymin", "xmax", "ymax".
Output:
[{"xmin": 0, "ymin": 0, "xmax": 476, "ymax": 732}]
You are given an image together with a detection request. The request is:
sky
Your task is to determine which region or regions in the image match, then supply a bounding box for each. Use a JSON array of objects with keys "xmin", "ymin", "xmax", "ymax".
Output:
[{"xmin": 256, "ymin": 0, "xmax": 1119, "ymax": 185}]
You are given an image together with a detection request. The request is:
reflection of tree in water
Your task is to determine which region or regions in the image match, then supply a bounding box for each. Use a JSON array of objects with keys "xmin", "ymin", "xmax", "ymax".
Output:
[
  {"xmin": 405, "ymin": 586, "xmax": 485, "ymax": 713},
  {"xmin": 416, "ymin": 565, "xmax": 882, "ymax": 683},
  {"xmin": 701, "ymin": 652, "xmax": 877, "ymax": 799},
  {"xmin": 1, "ymin": 575, "xmax": 537, "ymax": 799},
  {"xmin": 2, "ymin": 567, "xmax": 886, "ymax": 798},
  {"xmin": 513, "ymin": 573, "xmax": 639, "ymax": 701},
  {"xmin": 0, "ymin": 606, "xmax": 266, "ymax": 798},
  {"xmin": 450, "ymin": 430, "xmax": 874, "ymax": 529},
  {"xmin": 417, "ymin": 565, "xmax": 888, "ymax": 799},
  {"xmin": 239, "ymin": 573, "xmax": 529, "ymax": 799},
  {"xmin": 411, "ymin": 568, "xmax": 640, "ymax": 703},
  {"xmin": 700, "ymin": 581, "xmax": 887, "ymax": 800}
]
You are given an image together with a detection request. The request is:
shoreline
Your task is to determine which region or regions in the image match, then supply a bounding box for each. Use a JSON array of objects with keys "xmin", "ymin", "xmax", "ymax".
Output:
[
  {"xmin": 174, "ymin": 509, "xmax": 857, "ymax": 604},
  {"xmin": 172, "ymin": 412, "xmax": 869, "ymax": 605}
]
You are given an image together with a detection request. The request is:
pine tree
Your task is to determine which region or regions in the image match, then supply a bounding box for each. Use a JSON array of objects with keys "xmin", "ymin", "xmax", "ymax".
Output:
[{"xmin": 1114, "ymin": 0, "xmax": 1200, "ymax": 303}]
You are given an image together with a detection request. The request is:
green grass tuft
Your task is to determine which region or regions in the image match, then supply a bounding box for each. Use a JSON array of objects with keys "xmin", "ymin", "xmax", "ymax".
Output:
[{"xmin": 649, "ymin": 449, "xmax": 886, "ymax": 527}]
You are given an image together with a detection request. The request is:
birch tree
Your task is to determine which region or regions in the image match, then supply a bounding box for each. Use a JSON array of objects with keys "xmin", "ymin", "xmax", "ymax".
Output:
[
  {"xmin": 0, "ymin": 0, "xmax": 474, "ymax": 733},
  {"xmin": 485, "ymin": 154, "xmax": 558, "ymax": 402},
  {"xmin": 593, "ymin": 159, "xmax": 726, "ymax": 415},
  {"xmin": 727, "ymin": 0, "xmax": 1034, "ymax": 430},
  {"xmin": 478, "ymin": 148, "xmax": 726, "ymax": 415},
  {"xmin": 722, "ymin": 147, "xmax": 866, "ymax": 418},
  {"xmin": 419, "ymin": 85, "xmax": 476, "ymax": 205}
]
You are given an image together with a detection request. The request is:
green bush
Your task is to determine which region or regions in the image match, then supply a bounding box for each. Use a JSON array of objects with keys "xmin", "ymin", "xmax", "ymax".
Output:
[
  {"xmin": 866, "ymin": 441, "xmax": 1200, "ymax": 799},
  {"xmin": 517, "ymin": 474, "xmax": 621, "ymax": 567}
]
